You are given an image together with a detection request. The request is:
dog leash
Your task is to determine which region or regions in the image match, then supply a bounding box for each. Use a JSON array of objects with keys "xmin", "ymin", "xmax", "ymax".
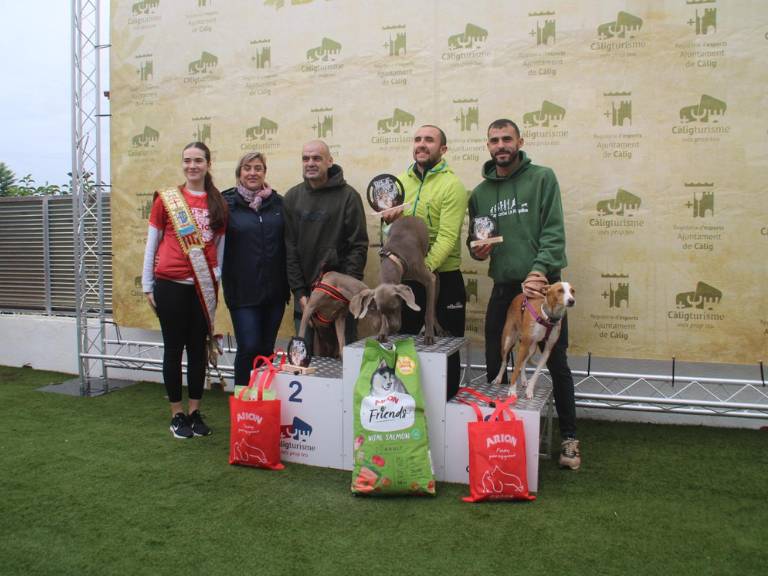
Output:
[{"xmin": 379, "ymin": 248, "xmax": 407, "ymax": 276}]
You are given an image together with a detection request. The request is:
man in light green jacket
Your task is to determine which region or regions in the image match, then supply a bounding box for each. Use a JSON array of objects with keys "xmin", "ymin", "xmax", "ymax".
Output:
[{"xmin": 394, "ymin": 124, "xmax": 468, "ymax": 399}]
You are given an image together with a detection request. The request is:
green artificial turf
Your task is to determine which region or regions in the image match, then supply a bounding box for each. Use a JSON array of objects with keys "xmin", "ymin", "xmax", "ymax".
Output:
[{"xmin": 1, "ymin": 365, "xmax": 766, "ymax": 576}]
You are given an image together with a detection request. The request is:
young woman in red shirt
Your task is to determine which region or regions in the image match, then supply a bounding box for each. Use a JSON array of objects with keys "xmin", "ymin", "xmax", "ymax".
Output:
[{"xmin": 141, "ymin": 142, "xmax": 227, "ymax": 438}]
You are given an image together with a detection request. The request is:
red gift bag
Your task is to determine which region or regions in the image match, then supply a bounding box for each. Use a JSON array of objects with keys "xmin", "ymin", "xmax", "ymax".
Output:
[
  {"xmin": 229, "ymin": 355, "xmax": 285, "ymax": 470},
  {"xmin": 463, "ymin": 396, "xmax": 536, "ymax": 502}
]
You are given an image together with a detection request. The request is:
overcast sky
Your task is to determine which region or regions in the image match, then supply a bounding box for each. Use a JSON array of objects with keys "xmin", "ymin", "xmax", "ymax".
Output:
[{"xmin": 0, "ymin": 1, "xmax": 110, "ymax": 187}]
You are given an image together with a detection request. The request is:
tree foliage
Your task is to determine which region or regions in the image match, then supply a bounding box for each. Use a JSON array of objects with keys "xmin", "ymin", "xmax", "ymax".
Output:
[{"xmin": 0, "ymin": 162, "xmax": 16, "ymax": 196}]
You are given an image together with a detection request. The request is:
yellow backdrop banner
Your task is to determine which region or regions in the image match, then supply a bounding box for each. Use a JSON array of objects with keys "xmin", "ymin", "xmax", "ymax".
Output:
[{"xmin": 110, "ymin": 0, "xmax": 768, "ymax": 364}]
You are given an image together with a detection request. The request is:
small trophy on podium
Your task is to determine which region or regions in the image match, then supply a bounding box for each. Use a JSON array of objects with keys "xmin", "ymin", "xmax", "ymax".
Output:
[
  {"xmin": 366, "ymin": 173, "xmax": 409, "ymax": 217},
  {"xmin": 469, "ymin": 215, "xmax": 503, "ymax": 248},
  {"xmin": 284, "ymin": 336, "xmax": 316, "ymax": 374}
]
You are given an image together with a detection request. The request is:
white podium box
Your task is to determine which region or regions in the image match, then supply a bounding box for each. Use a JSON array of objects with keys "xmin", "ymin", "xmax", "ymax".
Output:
[
  {"xmin": 444, "ymin": 380, "xmax": 553, "ymax": 492},
  {"xmin": 272, "ymin": 357, "xmax": 344, "ymax": 469},
  {"xmin": 342, "ymin": 336, "xmax": 468, "ymax": 480}
]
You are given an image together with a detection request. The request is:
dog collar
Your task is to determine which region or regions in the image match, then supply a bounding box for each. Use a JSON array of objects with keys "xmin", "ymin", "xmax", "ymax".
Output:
[
  {"xmin": 524, "ymin": 297, "xmax": 560, "ymax": 340},
  {"xmin": 379, "ymin": 248, "xmax": 406, "ymax": 276}
]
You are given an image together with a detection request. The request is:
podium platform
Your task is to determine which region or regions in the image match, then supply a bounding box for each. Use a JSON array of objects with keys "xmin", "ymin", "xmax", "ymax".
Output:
[{"xmin": 268, "ymin": 336, "xmax": 553, "ymax": 492}]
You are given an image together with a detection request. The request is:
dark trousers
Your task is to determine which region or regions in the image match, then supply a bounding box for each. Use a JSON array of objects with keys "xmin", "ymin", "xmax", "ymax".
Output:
[
  {"xmin": 485, "ymin": 282, "xmax": 577, "ymax": 439},
  {"xmin": 401, "ymin": 269, "xmax": 466, "ymax": 400},
  {"xmin": 154, "ymin": 279, "xmax": 208, "ymax": 403},
  {"xmin": 230, "ymin": 303, "xmax": 285, "ymax": 388}
]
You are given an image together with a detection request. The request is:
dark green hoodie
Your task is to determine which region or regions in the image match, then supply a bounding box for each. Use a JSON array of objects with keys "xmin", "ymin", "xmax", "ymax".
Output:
[{"xmin": 468, "ymin": 151, "xmax": 567, "ymax": 283}]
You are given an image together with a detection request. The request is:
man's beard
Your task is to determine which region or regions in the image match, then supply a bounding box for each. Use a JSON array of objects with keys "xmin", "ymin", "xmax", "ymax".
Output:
[{"xmin": 494, "ymin": 148, "xmax": 517, "ymax": 167}]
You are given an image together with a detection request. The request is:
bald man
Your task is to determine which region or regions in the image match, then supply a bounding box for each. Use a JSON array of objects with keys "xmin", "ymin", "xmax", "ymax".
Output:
[{"xmin": 283, "ymin": 140, "xmax": 368, "ymax": 353}]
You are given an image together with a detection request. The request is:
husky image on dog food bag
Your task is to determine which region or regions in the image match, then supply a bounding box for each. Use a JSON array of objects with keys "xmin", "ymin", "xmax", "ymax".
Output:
[{"xmin": 351, "ymin": 338, "xmax": 435, "ymax": 496}]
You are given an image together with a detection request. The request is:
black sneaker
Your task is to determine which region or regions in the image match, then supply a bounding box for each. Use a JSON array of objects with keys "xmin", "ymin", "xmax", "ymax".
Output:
[
  {"xmin": 170, "ymin": 412, "xmax": 193, "ymax": 439},
  {"xmin": 189, "ymin": 410, "xmax": 212, "ymax": 437}
]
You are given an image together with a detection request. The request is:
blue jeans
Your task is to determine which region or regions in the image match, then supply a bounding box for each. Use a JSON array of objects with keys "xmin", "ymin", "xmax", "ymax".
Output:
[{"xmin": 230, "ymin": 304, "xmax": 285, "ymax": 388}]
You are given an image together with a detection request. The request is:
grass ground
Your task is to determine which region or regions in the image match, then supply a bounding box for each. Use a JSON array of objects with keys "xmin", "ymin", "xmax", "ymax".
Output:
[{"xmin": 0, "ymin": 365, "xmax": 766, "ymax": 576}]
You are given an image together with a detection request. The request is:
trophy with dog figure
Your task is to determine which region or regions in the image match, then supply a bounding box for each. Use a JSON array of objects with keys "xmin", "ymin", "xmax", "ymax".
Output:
[
  {"xmin": 469, "ymin": 215, "xmax": 503, "ymax": 248},
  {"xmin": 284, "ymin": 336, "xmax": 316, "ymax": 375},
  {"xmin": 366, "ymin": 173, "xmax": 409, "ymax": 217}
]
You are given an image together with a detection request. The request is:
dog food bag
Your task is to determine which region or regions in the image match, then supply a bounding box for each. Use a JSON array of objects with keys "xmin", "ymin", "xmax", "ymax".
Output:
[{"xmin": 351, "ymin": 338, "xmax": 435, "ymax": 496}]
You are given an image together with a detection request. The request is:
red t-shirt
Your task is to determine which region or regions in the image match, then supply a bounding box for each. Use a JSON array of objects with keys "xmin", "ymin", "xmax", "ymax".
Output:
[{"xmin": 149, "ymin": 188, "xmax": 222, "ymax": 281}]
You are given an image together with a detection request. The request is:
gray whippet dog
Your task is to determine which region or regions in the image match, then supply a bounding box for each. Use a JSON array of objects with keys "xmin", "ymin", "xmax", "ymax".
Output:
[{"xmin": 350, "ymin": 216, "xmax": 438, "ymax": 345}]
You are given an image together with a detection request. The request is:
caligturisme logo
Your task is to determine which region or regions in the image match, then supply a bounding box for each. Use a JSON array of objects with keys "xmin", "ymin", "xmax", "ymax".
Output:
[
  {"xmin": 523, "ymin": 101, "xmax": 565, "ymax": 128},
  {"xmin": 604, "ymin": 92, "xmax": 632, "ymax": 127},
  {"xmin": 679, "ymin": 94, "xmax": 726, "ymax": 123},
  {"xmin": 192, "ymin": 118, "xmax": 212, "ymax": 145},
  {"xmin": 529, "ymin": 11, "xmax": 556, "ymax": 46},
  {"xmin": 685, "ymin": 182, "xmax": 714, "ymax": 217},
  {"xmin": 132, "ymin": 0, "xmax": 159, "ymax": 16},
  {"xmin": 597, "ymin": 12, "xmax": 643, "ymax": 39},
  {"xmin": 136, "ymin": 54, "xmax": 153, "ymax": 82},
  {"xmin": 377, "ymin": 108, "xmax": 414, "ymax": 134},
  {"xmin": 590, "ymin": 189, "xmax": 645, "ymax": 237},
  {"xmin": 602, "ymin": 274, "xmax": 630, "ymax": 309},
  {"xmin": 251, "ymin": 39, "xmax": 271, "ymax": 69},
  {"xmin": 131, "ymin": 126, "xmax": 159, "ymax": 148},
  {"xmin": 443, "ymin": 24, "xmax": 489, "ymax": 62},
  {"xmin": 311, "ymin": 108, "xmax": 333, "ymax": 138},
  {"xmin": 280, "ymin": 417, "xmax": 313, "ymax": 442},
  {"xmin": 687, "ymin": 0, "xmax": 717, "ymax": 36},
  {"xmin": 384, "ymin": 25, "xmax": 407, "ymax": 56},
  {"xmin": 675, "ymin": 281, "xmax": 722, "ymax": 310},
  {"xmin": 306, "ymin": 37, "xmax": 341, "ymax": 62},
  {"xmin": 265, "ymin": 0, "xmax": 314, "ymax": 9},
  {"xmin": 596, "ymin": 189, "xmax": 641, "ymax": 217},
  {"xmin": 453, "ymin": 99, "xmax": 479, "ymax": 133},
  {"xmin": 245, "ymin": 117, "xmax": 279, "ymax": 141},
  {"xmin": 448, "ymin": 23, "xmax": 487, "ymax": 50},
  {"xmin": 188, "ymin": 51, "xmax": 218, "ymax": 74}
]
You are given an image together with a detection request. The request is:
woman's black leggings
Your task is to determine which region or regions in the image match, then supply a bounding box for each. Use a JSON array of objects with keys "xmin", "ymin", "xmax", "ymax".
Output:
[{"xmin": 154, "ymin": 279, "xmax": 208, "ymax": 403}]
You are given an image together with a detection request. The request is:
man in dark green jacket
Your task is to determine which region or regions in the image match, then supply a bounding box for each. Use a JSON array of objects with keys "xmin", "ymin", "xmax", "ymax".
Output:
[
  {"xmin": 468, "ymin": 118, "xmax": 580, "ymax": 470},
  {"xmin": 284, "ymin": 140, "xmax": 368, "ymax": 352}
]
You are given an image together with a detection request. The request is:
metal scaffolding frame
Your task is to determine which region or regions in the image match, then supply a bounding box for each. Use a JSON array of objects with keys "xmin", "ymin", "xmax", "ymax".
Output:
[
  {"xmin": 66, "ymin": 1, "xmax": 765, "ymax": 421},
  {"xmin": 72, "ymin": 0, "xmax": 109, "ymax": 395}
]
